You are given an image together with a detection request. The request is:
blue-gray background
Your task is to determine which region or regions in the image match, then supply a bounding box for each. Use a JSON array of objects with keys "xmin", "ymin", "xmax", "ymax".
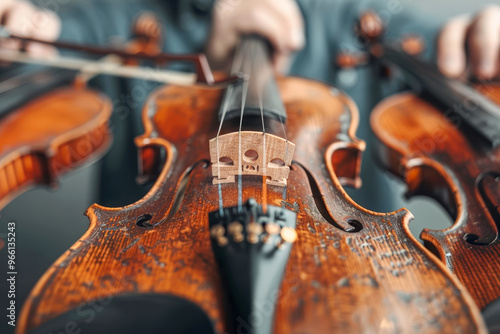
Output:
[{"xmin": 0, "ymin": 0, "xmax": 496, "ymax": 333}]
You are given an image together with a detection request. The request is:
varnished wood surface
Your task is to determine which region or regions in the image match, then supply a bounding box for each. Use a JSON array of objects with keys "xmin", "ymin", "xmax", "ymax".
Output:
[
  {"xmin": 371, "ymin": 84, "xmax": 500, "ymax": 309},
  {"xmin": 0, "ymin": 87, "xmax": 112, "ymax": 210},
  {"xmin": 19, "ymin": 78, "xmax": 485, "ymax": 333}
]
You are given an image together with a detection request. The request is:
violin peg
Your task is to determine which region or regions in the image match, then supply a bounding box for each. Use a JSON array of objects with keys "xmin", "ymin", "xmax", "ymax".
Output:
[
  {"xmin": 400, "ymin": 35, "xmax": 425, "ymax": 56},
  {"xmin": 336, "ymin": 52, "xmax": 369, "ymax": 69},
  {"xmin": 126, "ymin": 12, "xmax": 164, "ymax": 65},
  {"xmin": 356, "ymin": 11, "xmax": 384, "ymax": 43},
  {"xmin": 133, "ymin": 12, "xmax": 163, "ymax": 43}
]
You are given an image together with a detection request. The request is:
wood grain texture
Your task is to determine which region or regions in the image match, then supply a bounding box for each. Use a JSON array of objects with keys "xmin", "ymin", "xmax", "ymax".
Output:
[
  {"xmin": 371, "ymin": 84, "xmax": 500, "ymax": 310},
  {"xmin": 0, "ymin": 87, "xmax": 112, "ymax": 210},
  {"xmin": 19, "ymin": 78, "xmax": 485, "ymax": 333}
]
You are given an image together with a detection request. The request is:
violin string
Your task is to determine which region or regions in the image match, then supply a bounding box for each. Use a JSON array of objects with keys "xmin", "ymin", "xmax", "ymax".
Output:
[
  {"xmin": 238, "ymin": 76, "xmax": 250, "ymax": 213},
  {"xmin": 237, "ymin": 40, "xmax": 251, "ymax": 213},
  {"xmin": 215, "ymin": 39, "xmax": 246, "ymax": 216},
  {"xmin": 252, "ymin": 39, "xmax": 268, "ymax": 214},
  {"xmin": 216, "ymin": 84, "xmax": 234, "ymax": 216},
  {"xmin": 231, "ymin": 39, "xmax": 246, "ymax": 75},
  {"xmin": 278, "ymin": 113, "xmax": 289, "ymax": 198},
  {"xmin": 278, "ymin": 113, "xmax": 287, "ymax": 142},
  {"xmin": 259, "ymin": 88, "xmax": 268, "ymax": 214}
]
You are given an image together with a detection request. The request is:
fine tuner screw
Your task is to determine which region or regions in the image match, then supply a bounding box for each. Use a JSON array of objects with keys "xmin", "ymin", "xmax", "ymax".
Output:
[
  {"xmin": 210, "ymin": 222, "xmax": 297, "ymax": 247},
  {"xmin": 227, "ymin": 221, "xmax": 245, "ymax": 243},
  {"xmin": 262, "ymin": 222, "xmax": 281, "ymax": 243},
  {"xmin": 210, "ymin": 225, "xmax": 228, "ymax": 246},
  {"xmin": 277, "ymin": 227, "xmax": 298, "ymax": 248},
  {"xmin": 247, "ymin": 222, "xmax": 263, "ymax": 244}
]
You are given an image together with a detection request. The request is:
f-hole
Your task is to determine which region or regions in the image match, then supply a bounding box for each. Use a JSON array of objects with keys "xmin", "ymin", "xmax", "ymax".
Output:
[
  {"xmin": 297, "ymin": 163, "xmax": 363, "ymax": 233},
  {"xmin": 135, "ymin": 161, "xmax": 206, "ymax": 228}
]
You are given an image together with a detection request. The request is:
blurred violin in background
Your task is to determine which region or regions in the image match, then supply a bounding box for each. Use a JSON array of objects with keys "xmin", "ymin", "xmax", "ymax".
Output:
[
  {"xmin": 0, "ymin": 66, "xmax": 112, "ymax": 210},
  {"xmin": 346, "ymin": 11, "xmax": 500, "ymax": 324},
  {"xmin": 371, "ymin": 47, "xmax": 500, "ymax": 314}
]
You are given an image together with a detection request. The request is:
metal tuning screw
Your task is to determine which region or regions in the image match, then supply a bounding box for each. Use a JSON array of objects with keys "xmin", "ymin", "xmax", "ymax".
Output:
[
  {"xmin": 228, "ymin": 222, "xmax": 244, "ymax": 243},
  {"xmin": 357, "ymin": 11, "xmax": 384, "ymax": 42},
  {"xmin": 247, "ymin": 222, "xmax": 263, "ymax": 244},
  {"xmin": 210, "ymin": 225, "xmax": 228, "ymax": 247},
  {"xmin": 400, "ymin": 35, "xmax": 425, "ymax": 56},
  {"xmin": 262, "ymin": 223, "xmax": 281, "ymax": 244},
  {"xmin": 336, "ymin": 52, "xmax": 369, "ymax": 69},
  {"xmin": 276, "ymin": 227, "xmax": 298, "ymax": 249}
]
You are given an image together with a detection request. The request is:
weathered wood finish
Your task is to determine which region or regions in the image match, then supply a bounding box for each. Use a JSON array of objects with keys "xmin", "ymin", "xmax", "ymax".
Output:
[
  {"xmin": 371, "ymin": 84, "xmax": 500, "ymax": 309},
  {"xmin": 19, "ymin": 78, "xmax": 485, "ymax": 333},
  {"xmin": 0, "ymin": 87, "xmax": 112, "ymax": 210}
]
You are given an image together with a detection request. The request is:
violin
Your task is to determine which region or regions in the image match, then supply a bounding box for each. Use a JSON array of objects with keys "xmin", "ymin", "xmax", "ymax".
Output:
[
  {"xmin": 333, "ymin": 13, "xmax": 500, "ymax": 322},
  {"xmin": 370, "ymin": 44, "xmax": 500, "ymax": 310},
  {"xmin": 0, "ymin": 68, "xmax": 112, "ymax": 210},
  {"xmin": 16, "ymin": 35, "xmax": 486, "ymax": 334}
]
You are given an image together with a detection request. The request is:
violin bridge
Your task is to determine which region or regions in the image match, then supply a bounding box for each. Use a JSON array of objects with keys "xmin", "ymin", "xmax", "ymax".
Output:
[{"xmin": 209, "ymin": 131, "xmax": 295, "ymax": 187}]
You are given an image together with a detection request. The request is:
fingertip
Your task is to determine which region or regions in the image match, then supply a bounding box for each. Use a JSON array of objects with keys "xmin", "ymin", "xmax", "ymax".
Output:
[
  {"xmin": 437, "ymin": 16, "xmax": 470, "ymax": 78},
  {"xmin": 438, "ymin": 56, "xmax": 465, "ymax": 78},
  {"xmin": 467, "ymin": 6, "xmax": 500, "ymax": 80},
  {"xmin": 290, "ymin": 30, "xmax": 305, "ymax": 51},
  {"xmin": 476, "ymin": 59, "xmax": 496, "ymax": 80}
]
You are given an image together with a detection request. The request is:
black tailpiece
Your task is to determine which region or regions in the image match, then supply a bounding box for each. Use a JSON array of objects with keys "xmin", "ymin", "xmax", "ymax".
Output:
[{"xmin": 209, "ymin": 199, "xmax": 297, "ymax": 334}]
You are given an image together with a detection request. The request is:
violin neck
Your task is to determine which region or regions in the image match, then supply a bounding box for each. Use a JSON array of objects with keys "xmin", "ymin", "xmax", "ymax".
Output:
[
  {"xmin": 379, "ymin": 44, "xmax": 500, "ymax": 148},
  {"xmin": 218, "ymin": 36, "xmax": 287, "ymax": 123}
]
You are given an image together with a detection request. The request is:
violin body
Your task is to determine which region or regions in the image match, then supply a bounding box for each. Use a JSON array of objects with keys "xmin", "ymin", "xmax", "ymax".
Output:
[
  {"xmin": 0, "ymin": 86, "xmax": 112, "ymax": 210},
  {"xmin": 371, "ymin": 83, "xmax": 500, "ymax": 309},
  {"xmin": 18, "ymin": 77, "xmax": 485, "ymax": 333}
]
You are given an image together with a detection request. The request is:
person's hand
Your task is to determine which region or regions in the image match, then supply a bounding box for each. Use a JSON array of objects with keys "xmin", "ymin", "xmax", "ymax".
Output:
[
  {"xmin": 438, "ymin": 5, "xmax": 500, "ymax": 80},
  {"xmin": 206, "ymin": 0, "xmax": 305, "ymax": 73},
  {"xmin": 0, "ymin": 0, "xmax": 61, "ymax": 57}
]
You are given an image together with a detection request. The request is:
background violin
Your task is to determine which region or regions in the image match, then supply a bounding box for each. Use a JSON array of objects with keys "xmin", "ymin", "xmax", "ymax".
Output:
[
  {"xmin": 371, "ymin": 43, "xmax": 500, "ymax": 313},
  {"xmin": 335, "ymin": 14, "xmax": 500, "ymax": 327},
  {"xmin": 17, "ymin": 36, "xmax": 486, "ymax": 334},
  {"xmin": 0, "ymin": 68, "xmax": 112, "ymax": 210}
]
